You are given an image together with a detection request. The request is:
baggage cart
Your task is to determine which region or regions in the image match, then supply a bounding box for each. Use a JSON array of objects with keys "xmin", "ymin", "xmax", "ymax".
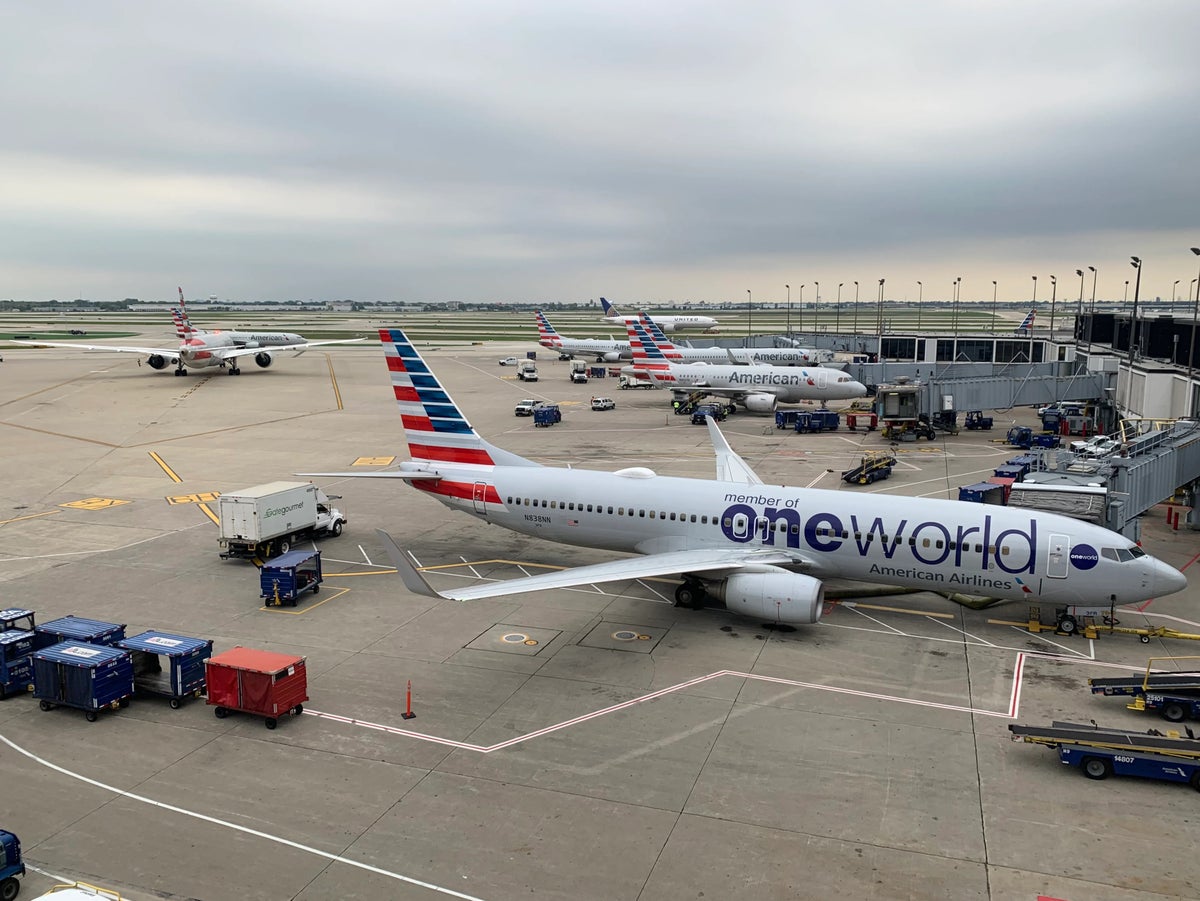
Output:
[
  {"xmin": 533, "ymin": 403, "xmax": 561, "ymax": 427},
  {"xmin": 0, "ymin": 608, "xmax": 35, "ymax": 633},
  {"xmin": 260, "ymin": 550, "xmax": 323, "ymax": 606},
  {"xmin": 0, "ymin": 828, "xmax": 24, "ymax": 901},
  {"xmin": 205, "ymin": 647, "xmax": 308, "ymax": 729},
  {"xmin": 957, "ymin": 481, "xmax": 1006, "ymax": 504},
  {"xmin": 33, "ymin": 641, "xmax": 134, "ymax": 722},
  {"xmin": 0, "ymin": 630, "xmax": 36, "ymax": 700},
  {"xmin": 116, "ymin": 631, "xmax": 214, "ymax": 708},
  {"xmin": 35, "ymin": 615, "xmax": 126, "ymax": 651}
]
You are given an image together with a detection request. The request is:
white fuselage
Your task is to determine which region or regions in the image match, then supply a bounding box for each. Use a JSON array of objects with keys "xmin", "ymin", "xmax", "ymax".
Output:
[
  {"xmin": 410, "ymin": 465, "xmax": 1175, "ymax": 606},
  {"xmin": 604, "ymin": 314, "xmax": 718, "ymax": 333},
  {"xmin": 646, "ymin": 362, "xmax": 867, "ymax": 402},
  {"xmin": 541, "ymin": 336, "xmax": 630, "ymax": 361}
]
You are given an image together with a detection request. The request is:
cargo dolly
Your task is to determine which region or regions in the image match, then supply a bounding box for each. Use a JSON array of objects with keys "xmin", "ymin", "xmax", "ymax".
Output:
[
  {"xmin": 1089, "ymin": 657, "xmax": 1200, "ymax": 723},
  {"xmin": 1009, "ymin": 720, "xmax": 1200, "ymax": 790}
]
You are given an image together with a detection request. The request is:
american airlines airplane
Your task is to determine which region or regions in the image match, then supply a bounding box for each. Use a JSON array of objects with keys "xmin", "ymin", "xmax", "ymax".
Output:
[
  {"xmin": 625, "ymin": 319, "xmax": 867, "ymax": 411},
  {"xmin": 600, "ymin": 297, "xmax": 718, "ymax": 332},
  {"xmin": 309, "ymin": 329, "xmax": 1187, "ymax": 628},
  {"xmin": 535, "ymin": 312, "xmax": 630, "ymax": 362},
  {"xmin": 634, "ymin": 313, "xmax": 826, "ymax": 366},
  {"xmin": 18, "ymin": 289, "xmax": 364, "ymax": 376}
]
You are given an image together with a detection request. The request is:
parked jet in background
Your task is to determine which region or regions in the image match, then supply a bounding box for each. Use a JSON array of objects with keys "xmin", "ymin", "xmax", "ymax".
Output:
[
  {"xmin": 303, "ymin": 328, "xmax": 1186, "ymax": 628},
  {"xmin": 600, "ymin": 297, "xmax": 718, "ymax": 332},
  {"xmin": 635, "ymin": 313, "xmax": 825, "ymax": 366},
  {"xmin": 1016, "ymin": 309, "xmax": 1036, "ymax": 333},
  {"xmin": 535, "ymin": 312, "xmax": 630, "ymax": 362},
  {"xmin": 18, "ymin": 289, "xmax": 364, "ymax": 376},
  {"xmin": 624, "ymin": 320, "xmax": 866, "ymax": 411}
]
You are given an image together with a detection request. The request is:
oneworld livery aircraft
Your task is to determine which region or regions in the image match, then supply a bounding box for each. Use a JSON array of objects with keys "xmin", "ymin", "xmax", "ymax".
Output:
[
  {"xmin": 19, "ymin": 288, "xmax": 365, "ymax": 376},
  {"xmin": 600, "ymin": 297, "xmax": 718, "ymax": 332},
  {"xmin": 306, "ymin": 329, "xmax": 1186, "ymax": 628}
]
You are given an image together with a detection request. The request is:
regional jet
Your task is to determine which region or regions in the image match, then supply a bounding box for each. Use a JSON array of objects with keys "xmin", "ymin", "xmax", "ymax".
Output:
[
  {"xmin": 600, "ymin": 297, "xmax": 718, "ymax": 332},
  {"xmin": 18, "ymin": 288, "xmax": 364, "ymax": 376},
  {"xmin": 535, "ymin": 312, "xmax": 630, "ymax": 362},
  {"xmin": 304, "ymin": 328, "xmax": 1186, "ymax": 628},
  {"xmin": 626, "ymin": 320, "xmax": 867, "ymax": 411}
]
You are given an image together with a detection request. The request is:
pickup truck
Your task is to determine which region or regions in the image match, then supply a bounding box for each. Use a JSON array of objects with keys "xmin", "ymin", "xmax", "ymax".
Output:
[{"xmin": 514, "ymin": 398, "xmax": 540, "ymax": 416}]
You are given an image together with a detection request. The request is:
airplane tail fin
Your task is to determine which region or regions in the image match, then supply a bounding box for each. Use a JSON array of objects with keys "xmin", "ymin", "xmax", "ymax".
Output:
[
  {"xmin": 535, "ymin": 311, "xmax": 562, "ymax": 347},
  {"xmin": 381, "ymin": 329, "xmax": 538, "ymax": 469},
  {"xmin": 600, "ymin": 297, "xmax": 621, "ymax": 318},
  {"xmin": 625, "ymin": 319, "xmax": 675, "ymax": 381},
  {"xmin": 1017, "ymin": 309, "xmax": 1036, "ymax": 331},
  {"xmin": 173, "ymin": 288, "xmax": 202, "ymax": 339},
  {"xmin": 637, "ymin": 312, "xmax": 680, "ymax": 357}
]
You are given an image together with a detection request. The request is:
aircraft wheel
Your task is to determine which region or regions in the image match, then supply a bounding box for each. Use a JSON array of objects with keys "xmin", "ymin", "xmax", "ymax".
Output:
[
  {"xmin": 1056, "ymin": 615, "xmax": 1078, "ymax": 635},
  {"xmin": 1162, "ymin": 702, "xmax": 1188, "ymax": 723},
  {"xmin": 1081, "ymin": 756, "xmax": 1112, "ymax": 780},
  {"xmin": 674, "ymin": 583, "xmax": 704, "ymax": 609}
]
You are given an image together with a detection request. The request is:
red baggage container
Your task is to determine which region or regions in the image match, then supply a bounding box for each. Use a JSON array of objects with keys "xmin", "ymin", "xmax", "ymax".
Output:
[{"xmin": 205, "ymin": 646, "xmax": 308, "ymax": 729}]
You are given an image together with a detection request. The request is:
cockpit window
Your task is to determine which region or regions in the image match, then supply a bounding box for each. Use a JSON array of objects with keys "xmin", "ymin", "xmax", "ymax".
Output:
[
  {"xmin": 1128, "ymin": 546, "xmax": 1146, "ymax": 559},
  {"xmin": 1102, "ymin": 546, "xmax": 1145, "ymax": 562}
]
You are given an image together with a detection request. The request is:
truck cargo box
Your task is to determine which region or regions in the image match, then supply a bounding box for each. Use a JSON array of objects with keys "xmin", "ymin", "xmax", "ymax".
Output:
[
  {"xmin": 116, "ymin": 631, "xmax": 214, "ymax": 707},
  {"xmin": 35, "ymin": 615, "xmax": 126, "ymax": 650},
  {"xmin": 33, "ymin": 641, "xmax": 134, "ymax": 720},
  {"xmin": 217, "ymin": 481, "xmax": 317, "ymax": 544},
  {"xmin": 206, "ymin": 646, "xmax": 308, "ymax": 729}
]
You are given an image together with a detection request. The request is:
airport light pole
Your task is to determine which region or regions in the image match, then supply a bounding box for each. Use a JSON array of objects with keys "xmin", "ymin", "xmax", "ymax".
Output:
[
  {"xmin": 1049, "ymin": 275, "xmax": 1057, "ymax": 336},
  {"xmin": 836, "ymin": 283, "xmax": 843, "ymax": 333},
  {"xmin": 1075, "ymin": 270, "xmax": 1085, "ymax": 339},
  {"xmin": 798, "ymin": 284, "xmax": 805, "ymax": 333},
  {"xmin": 876, "ymin": 278, "xmax": 885, "ymax": 350},
  {"xmin": 991, "ymin": 280, "xmax": 998, "ymax": 328},
  {"xmin": 1030, "ymin": 276, "xmax": 1037, "ymax": 360},
  {"xmin": 1129, "ymin": 257, "xmax": 1142, "ymax": 363},
  {"xmin": 785, "ymin": 284, "xmax": 790, "ymax": 338},
  {"xmin": 814, "ymin": 282, "xmax": 819, "ymax": 331},
  {"xmin": 1086, "ymin": 266, "xmax": 1097, "ymax": 356},
  {"xmin": 916, "ymin": 280, "xmax": 922, "ymax": 330},
  {"xmin": 853, "ymin": 281, "xmax": 859, "ymax": 334},
  {"xmin": 747, "ymin": 289, "xmax": 752, "ymax": 343},
  {"xmin": 1188, "ymin": 248, "xmax": 1200, "ymax": 398},
  {"xmin": 1174, "ymin": 279, "xmax": 1181, "ymax": 303}
]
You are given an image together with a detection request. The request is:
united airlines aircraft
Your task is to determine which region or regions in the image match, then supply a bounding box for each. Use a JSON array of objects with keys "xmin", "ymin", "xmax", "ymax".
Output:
[
  {"xmin": 600, "ymin": 297, "xmax": 718, "ymax": 332},
  {"xmin": 310, "ymin": 329, "xmax": 1187, "ymax": 628}
]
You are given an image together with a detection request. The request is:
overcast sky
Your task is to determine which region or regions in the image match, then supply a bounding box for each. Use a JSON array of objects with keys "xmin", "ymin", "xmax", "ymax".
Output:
[{"xmin": 2, "ymin": 1, "xmax": 1198, "ymax": 305}]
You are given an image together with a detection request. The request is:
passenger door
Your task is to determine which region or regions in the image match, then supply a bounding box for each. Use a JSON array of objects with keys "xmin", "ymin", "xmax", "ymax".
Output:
[{"xmin": 1047, "ymin": 533, "xmax": 1070, "ymax": 579}]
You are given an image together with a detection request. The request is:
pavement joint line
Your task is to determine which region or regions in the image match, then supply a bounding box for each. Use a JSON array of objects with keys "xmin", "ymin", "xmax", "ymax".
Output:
[{"xmin": 0, "ymin": 732, "xmax": 492, "ymax": 901}]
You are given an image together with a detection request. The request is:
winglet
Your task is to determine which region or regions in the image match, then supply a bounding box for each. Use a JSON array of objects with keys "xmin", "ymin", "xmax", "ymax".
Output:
[
  {"xmin": 375, "ymin": 529, "xmax": 452, "ymax": 599},
  {"xmin": 705, "ymin": 417, "xmax": 764, "ymax": 485}
]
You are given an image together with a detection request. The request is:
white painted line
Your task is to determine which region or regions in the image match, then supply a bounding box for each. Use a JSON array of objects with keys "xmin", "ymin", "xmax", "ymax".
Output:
[
  {"xmin": 1006, "ymin": 626, "xmax": 1091, "ymax": 659},
  {"xmin": 845, "ymin": 606, "xmax": 906, "ymax": 634},
  {"xmin": 0, "ymin": 733, "xmax": 492, "ymax": 901},
  {"xmin": 930, "ymin": 617, "xmax": 997, "ymax": 647},
  {"xmin": 358, "ymin": 544, "xmax": 372, "ymax": 565}
]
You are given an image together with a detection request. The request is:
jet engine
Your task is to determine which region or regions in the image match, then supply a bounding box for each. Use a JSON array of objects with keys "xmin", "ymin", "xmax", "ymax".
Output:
[
  {"xmin": 146, "ymin": 355, "xmax": 168, "ymax": 370},
  {"xmin": 708, "ymin": 568, "xmax": 824, "ymax": 624},
  {"xmin": 601, "ymin": 351, "xmax": 623, "ymax": 362},
  {"xmin": 254, "ymin": 352, "xmax": 273, "ymax": 368},
  {"xmin": 741, "ymin": 393, "xmax": 777, "ymax": 414}
]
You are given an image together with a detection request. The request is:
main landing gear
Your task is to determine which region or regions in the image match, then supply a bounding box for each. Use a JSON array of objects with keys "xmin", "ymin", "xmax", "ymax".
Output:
[
  {"xmin": 174, "ymin": 366, "xmax": 188, "ymax": 376},
  {"xmin": 227, "ymin": 364, "xmax": 241, "ymax": 375},
  {"xmin": 674, "ymin": 579, "xmax": 707, "ymax": 610}
]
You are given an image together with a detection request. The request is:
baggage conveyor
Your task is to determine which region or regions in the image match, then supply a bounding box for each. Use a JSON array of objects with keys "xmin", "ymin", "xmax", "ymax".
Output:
[
  {"xmin": 1089, "ymin": 657, "xmax": 1200, "ymax": 722},
  {"xmin": 1009, "ymin": 720, "xmax": 1200, "ymax": 790}
]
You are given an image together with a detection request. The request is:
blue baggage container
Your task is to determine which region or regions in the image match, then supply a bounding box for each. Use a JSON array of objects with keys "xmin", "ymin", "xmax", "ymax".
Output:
[
  {"xmin": 812, "ymin": 410, "xmax": 840, "ymax": 431},
  {"xmin": 116, "ymin": 631, "xmax": 214, "ymax": 708},
  {"xmin": 957, "ymin": 482, "xmax": 1006, "ymax": 504},
  {"xmin": 35, "ymin": 615, "xmax": 126, "ymax": 650},
  {"xmin": 0, "ymin": 630, "xmax": 36, "ymax": 699},
  {"xmin": 0, "ymin": 608, "xmax": 35, "ymax": 633},
  {"xmin": 33, "ymin": 641, "xmax": 134, "ymax": 721},
  {"xmin": 992, "ymin": 464, "xmax": 1026, "ymax": 482},
  {"xmin": 260, "ymin": 550, "xmax": 323, "ymax": 606}
]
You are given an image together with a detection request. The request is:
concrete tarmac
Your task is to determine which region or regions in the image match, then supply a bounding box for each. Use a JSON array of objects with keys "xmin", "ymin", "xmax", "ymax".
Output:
[{"xmin": 1, "ymin": 334, "xmax": 1198, "ymax": 901}]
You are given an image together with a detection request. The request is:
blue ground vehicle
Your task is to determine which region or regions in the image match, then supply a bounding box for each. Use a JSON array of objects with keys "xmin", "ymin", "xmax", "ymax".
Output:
[
  {"xmin": 0, "ymin": 630, "xmax": 36, "ymax": 700},
  {"xmin": 34, "ymin": 615, "xmax": 125, "ymax": 651},
  {"xmin": 841, "ymin": 451, "xmax": 896, "ymax": 485},
  {"xmin": 116, "ymin": 631, "xmax": 214, "ymax": 707},
  {"xmin": 33, "ymin": 641, "xmax": 134, "ymax": 722},
  {"xmin": 1090, "ymin": 666, "xmax": 1200, "ymax": 723},
  {"xmin": 691, "ymin": 403, "xmax": 727, "ymax": 424},
  {"xmin": 795, "ymin": 410, "xmax": 839, "ymax": 433},
  {"xmin": 533, "ymin": 403, "xmax": 561, "ymax": 427},
  {"xmin": 260, "ymin": 550, "xmax": 323, "ymax": 606},
  {"xmin": 0, "ymin": 829, "xmax": 24, "ymax": 900},
  {"xmin": 1006, "ymin": 426, "xmax": 1061, "ymax": 450},
  {"xmin": 963, "ymin": 411, "xmax": 993, "ymax": 430}
]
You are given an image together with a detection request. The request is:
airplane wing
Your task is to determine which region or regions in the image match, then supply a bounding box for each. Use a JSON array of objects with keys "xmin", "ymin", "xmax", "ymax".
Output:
[
  {"xmin": 218, "ymin": 337, "xmax": 367, "ymax": 360},
  {"xmin": 377, "ymin": 530, "xmax": 797, "ymax": 601},
  {"xmin": 14, "ymin": 340, "xmax": 183, "ymax": 357},
  {"xmin": 705, "ymin": 417, "xmax": 764, "ymax": 485},
  {"xmin": 295, "ymin": 469, "xmax": 441, "ymax": 480}
]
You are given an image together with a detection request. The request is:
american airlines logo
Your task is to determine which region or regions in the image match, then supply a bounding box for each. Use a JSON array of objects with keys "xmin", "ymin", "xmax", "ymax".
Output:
[{"xmin": 725, "ymin": 371, "xmax": 813, "ymax": 386}]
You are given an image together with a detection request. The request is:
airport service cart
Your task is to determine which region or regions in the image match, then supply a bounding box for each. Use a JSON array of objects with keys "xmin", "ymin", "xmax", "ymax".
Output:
[
  {"xmin": 116, "ymin": 631, "xmax": 214, "ymax": 708},
  {"xmin": 34, "ymin": 615, "xmax": 126, "ymax": 650},
  {"xmin": 0, "ymin": 630, "xmax": 36, "ymax": 700},
  {"xmin": 260, "ymin": 550, "xmax": 323, "ymax": 606},
  {"xmin": 1089, "ymin": 658, "xmax": 1200, "ymax": 723},
  {"xmin": 205, "ymin": 647, "xmax": 308, "ymax": 729},
  {"xmin": 0, "ymin": 828, "xmax": 25, "ymax": 901},
  {"xmin": 0, "ymin": 608, "xmax": 35, "ymax": 633},
  {"xmin": 33, "ymin": 641, "xmax": 134, "ymax": 722}
]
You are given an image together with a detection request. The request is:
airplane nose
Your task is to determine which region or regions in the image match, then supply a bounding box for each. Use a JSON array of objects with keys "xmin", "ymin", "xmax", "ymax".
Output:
[{"xmin": 1155, "ymin": 560, "xmax": 1189, "ymax": 597}]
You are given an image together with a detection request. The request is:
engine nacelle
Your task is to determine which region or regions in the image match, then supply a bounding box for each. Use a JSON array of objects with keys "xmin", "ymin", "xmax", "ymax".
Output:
[
  {"xmin": 601, "ymin": 351, "xmax": 623, "ymax": 362},
  {"xmin": 147, "ymin": 354, "xmax": 168, "ymax": 370},
  {"xmin": 254, "ymin": 351, "xmax": 273, "ymax": 368},
  {"xmin": 741, "ymin": 393, "xmax": 777, "ymax": 414},
  {"xmin": 709, "ymin": 569, "xmax": 824, "ymax": 624}
]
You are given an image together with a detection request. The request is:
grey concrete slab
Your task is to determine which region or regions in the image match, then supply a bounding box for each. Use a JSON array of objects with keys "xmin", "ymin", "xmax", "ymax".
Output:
[
  {"xmin": 466, "ymin": 623, "xmax": 562, "ymax": 655},
  {"xmin": 577, "ymin": 621, "xmax": 666, "ymax": 653}
]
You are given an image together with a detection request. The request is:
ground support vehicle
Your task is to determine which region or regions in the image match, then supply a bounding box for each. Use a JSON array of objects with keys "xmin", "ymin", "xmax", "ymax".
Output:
[
  {"xmin": 0, "ymin": 609, "xmax": 35, "ymax": 634},
  {"xmin": 0, "ymin": 829, "xmax": 24, "ymax": 901},
  {"xmin": 880, "ymin": 416, "xmax": 936, "ymax": 441},
  {"xmin": 844, "ymin": 411, "xmax": 877, "ymax": 431},
  {"xmin": 795, "ymin": 410, "xmax": 839, "ymax": 433},
  {"xmin": 33, "ymin": 642, "xmax": 134, "ymax": 722},
  {"xmin": 1009, "ymin": 721, "xmax": 1200, "ymax": 791},
  {"xmin": 774, "ymin": 410, "xmax": 800, "ymax": 429},
  {"xmin": 590, "ymin": 397, "xmax": 615, "ymax": 411},
  {"xmin": 691, "ymin": 403, "xmax": 728, "ymax": 424},
  {"xmin": 34, "ymin": 616, "xmax": 125, "ymax": 651},
  {"xmin": 618, "ymin": 375, "xmax": 653, "ymax": 389},
  {"xmin": 260, "ymin": 550, "xmax": 323, "ymax": 606},
  {"xmin": 1006, "ymin": 426, "xmax": 1061, "ymax": 450},
  {"xmin": 568, "ymin": 360, "xmax": 588, "ymax": 383},
  {"xmin": 206, "ymin": 647, "xmax": 308, "ymax": 729},
  {"xmin": 589, "ymin": 366, "xmax": 608, "ymax": 379},
  {"xmin": 516, "ymin": 360, "xmax": 539, "ymax": 382},
  {"xmin": 534, "ymin": 403, "xmax": 562, "ymax": 426},
  {"xmin": 672, "ymin": 392, "xmax": 708, "ymax": 415},
  {"xmin": 1090, "ymin": 661, "xmax": 1200, "ymax": 722},
  {"xmin": 964, "ymin": 411, "xmax": 994, "ymax": 430},
  {"xmin": 841, "ymin": 451, "xmax": 896, "ymax": 485},
  {"xmin": 498, "ymin": 356, "xmax": 519, "ymax": 366},
  {"xmin": 957, "ymin": 481, "xmax": 1006, "ymax": 504},
  {"xmin": 0, "ymin": 630, "xmax": 36, "ymax": 700},
  {"xmin": 1041, "ymin": 405, "xmax": 1091, "ymax": 436},
  {"xmin": 115, "ymin": 631, "xmax": 213, "ymax": 708},
  {"xmin": 514, "ymin": 398, "xmax": 539, "ymax": 416},
  {"xmin": 217, "ymin": 481, "xmax": 345, "ymax": 560}
]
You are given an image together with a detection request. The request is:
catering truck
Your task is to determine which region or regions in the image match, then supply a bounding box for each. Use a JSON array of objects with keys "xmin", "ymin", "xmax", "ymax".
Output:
[{"xmin": 217, "ymin": 481, "xmax": 346, "ymax": 560}]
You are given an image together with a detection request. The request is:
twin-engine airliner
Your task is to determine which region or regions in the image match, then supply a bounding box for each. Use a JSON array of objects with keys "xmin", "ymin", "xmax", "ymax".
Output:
[
  {"xmin": 535, "ymin": 312, "xmax": 630, "ymax": 362},
  {"xmin": 18, "ymin": 289, "xmax": 364, "ymax": 376},
  {"xmin": 305, "ymin": 329, "xmax": 1187, "ymax": 628},
  {"xmin": 600, "ymin": 297, "xmax": 718, "ymax": 332}
]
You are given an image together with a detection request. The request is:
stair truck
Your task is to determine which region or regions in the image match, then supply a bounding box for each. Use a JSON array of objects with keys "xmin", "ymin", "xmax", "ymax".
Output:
[{"xmin": 217, "ymin": 482, "xmax": 346, "ymax": 560}]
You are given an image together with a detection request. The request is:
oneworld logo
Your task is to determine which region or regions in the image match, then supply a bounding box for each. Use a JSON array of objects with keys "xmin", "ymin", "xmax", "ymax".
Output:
[{"xmin": 1069, "ymin": 543, "xmax": 1099, "ymax": 570}]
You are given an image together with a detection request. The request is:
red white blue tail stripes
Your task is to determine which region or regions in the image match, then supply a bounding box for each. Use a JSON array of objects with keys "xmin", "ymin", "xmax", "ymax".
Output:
[
  {"xmin": 1017, "ymin": 309, "xmax": 1036, "ymax": 331},
  {"xmin": 382, "ymin": 329, "xmax": 498, "ymax": 468},
  {"xmin": 535, "ymin": 311, "xmax": 562, "ymax": 347},
  {"xmin": 625, "ymin": 319, "xmax": 675, "ymax": 382},
  {"xmin": 637, "ymin": 313, "xmax": 682, "ymax": 358}
]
